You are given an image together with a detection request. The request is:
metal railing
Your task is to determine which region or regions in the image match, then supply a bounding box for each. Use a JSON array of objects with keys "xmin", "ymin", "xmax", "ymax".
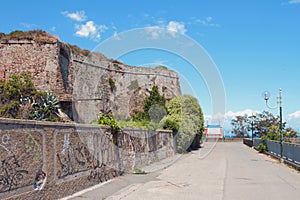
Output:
[{"xmin": 252, "ymin": 139, "xmax": 300, "ymax": 166}]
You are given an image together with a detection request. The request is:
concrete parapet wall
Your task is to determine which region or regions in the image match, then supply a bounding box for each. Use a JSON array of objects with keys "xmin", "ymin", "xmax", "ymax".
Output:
[{"xmin": 0, "ymin": 118, "xmax": 174, "ymax": 200}]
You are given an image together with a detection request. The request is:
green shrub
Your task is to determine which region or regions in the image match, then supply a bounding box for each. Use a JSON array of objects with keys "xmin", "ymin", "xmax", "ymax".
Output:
[
  {"xmin": 166, "ymin": 95, "xmax": 204, "ymax": 153},
  {"xmin": 0, "ymin": 100, "xmax": 20, "ymax": 118},
  {"xmin": 0, "ymin": 72, "xmax": 36, "ymax": 118},
  {"xmin": 68, "ymin": 44, "xmax": 91, "ymax": 56},
  {"xmin": 4, "ymin": 72, "xmax": 36, "ymax": 101},
  {"xmin": 258, "ymin": 143, "xmax": 267, "ymax": 153},
  {"xmin": 97, "ymin": 112, "xmax": 121, "ymax": 134},
  {"xmin": 111, "ymin": 59, "xmax": 123, "ymax": 64},
  {"xmin": 155, "ymin": 65, "xmax": 168, "ymax": 70},
  {"xmin": 160, "ymin": 117, "xmax": 179, "ymax": 133},
  {"xmin": 108, "ymin": 77, "xmax": 116, "ymax": 92},
  {"xmin": 117, "ymin": 120, "xmax": 148, "ymax": 129},
  {"xmin": 0, "ymin": 72, "xmax": 60, "ymax": 121},
  {"xmin": 132, "ymin": 111, "xmax": 149, "ymax": 122},
  {"xmin": 134, "ymin": 168, "xmax": 147, "ymax": 174}
]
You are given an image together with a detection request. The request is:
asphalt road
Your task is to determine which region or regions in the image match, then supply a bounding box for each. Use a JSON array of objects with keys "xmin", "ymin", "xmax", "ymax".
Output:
[{"xmin": 66, "ymin": 142, "xmax": 300, "ymax": 200}]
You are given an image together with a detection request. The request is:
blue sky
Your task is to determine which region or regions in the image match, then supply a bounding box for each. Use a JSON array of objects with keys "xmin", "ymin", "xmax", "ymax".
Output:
[{"xmin": 1, "ymin": 0, "xmax": 300, "ymax": 130}]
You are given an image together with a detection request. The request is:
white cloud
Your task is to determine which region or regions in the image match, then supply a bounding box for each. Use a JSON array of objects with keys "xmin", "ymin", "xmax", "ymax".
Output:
[
  {"xmin": 205, "ymin": 109, "xmax": 259, "ymax": 121},
  {"xmin": 167, "ymin": 21, "xmax": 187, "ymax": 37},
  {"xmin": 206, "ymin": 109, "xmax": 300, "ymax": 132},
  {"xmin": 195, "ymin": 17, "xmax": 220, "ymax": 27},
  {"xmin": 288, "ymin": 0, "xmax": 300, "ymax": 4},
  {"xmin": 285, "ymin": 110, "xmax": 300, "ymax": 131},
  {"xmin": 225, "ymin": 109, "xmax": 259, "ymax": 118},
  {"xmin": 287, "ymin": 110, "xmax": 300, "ymax": 119},
  {"xmin": 145, "ymin": 26, "xmax": 163, "ymax": 39},
  {"xmin": 75, "ymin": 21, "xmax": 108, "ymax": 40},
  {"xmin": 145, "ymin": 21, "xmax": 186, "ymax": 39},
  {"xmin": 204, "ymin": 109, "xmax": 260, "ymax": 131},
  {"xmin": 63, "ymin": 11, "xmax": 87, "ymax": 22}
]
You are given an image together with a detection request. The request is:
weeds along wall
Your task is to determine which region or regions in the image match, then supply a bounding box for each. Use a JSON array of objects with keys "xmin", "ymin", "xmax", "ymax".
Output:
[
  {"xmin": 0, "ymin": 39, "xmax": 181, "ymax": 123},
  {"xmin": 0, "ymin": 118, "xmax": 174, "ymax": 200}
]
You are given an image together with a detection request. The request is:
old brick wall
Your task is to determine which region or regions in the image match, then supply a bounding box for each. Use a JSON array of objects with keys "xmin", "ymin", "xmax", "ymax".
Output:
[
  {"xmin": 0, "ymin": 118, "xmax": 174, "ymax": 200},
  {"xmin": 0, "ymin": 40, "xmax": 67, "ymax": 97}
]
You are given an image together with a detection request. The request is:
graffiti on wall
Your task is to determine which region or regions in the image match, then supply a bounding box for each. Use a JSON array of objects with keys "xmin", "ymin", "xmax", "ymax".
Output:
[
  {"xmin": 0, "ymin": 155, "xmax": 29, "ymax": 192},
  {"xmin": 0, "ymin": 130, "xmax": 44, "ymax": 195},
  {"xmin": 61, "ymin": 133, "xmax": 73, "ymax": 155},
  {"xmin": 0, "ymin": 134, "xmax": 11, "ymax": 153},
  {"xmin": 56, "ymin": 132, "xmax": 117, "ymax": 180},
  {"xmin": 25, "ymin": 133, "xmax": 42, "ymax": 165}
]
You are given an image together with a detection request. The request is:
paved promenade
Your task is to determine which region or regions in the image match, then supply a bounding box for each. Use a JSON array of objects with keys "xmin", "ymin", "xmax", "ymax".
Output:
[{"xmin": 66, "ymin": 142, "xmax": 300, "ymax": 200}]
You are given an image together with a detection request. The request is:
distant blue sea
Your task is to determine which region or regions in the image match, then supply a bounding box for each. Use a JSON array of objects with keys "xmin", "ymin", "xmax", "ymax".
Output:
[{"xmin": 223, "ymin": 132, "xmax": 300, "ymax": 138}]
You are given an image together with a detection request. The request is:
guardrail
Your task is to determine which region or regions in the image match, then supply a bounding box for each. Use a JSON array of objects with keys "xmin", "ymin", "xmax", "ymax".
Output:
[
  {"xmin": 250, "ymin": 138, "xmax": 300, "ymax": 169},
  {"xmin": 243, "ymin": 138, "xmax": 253, "ymax": 147}
]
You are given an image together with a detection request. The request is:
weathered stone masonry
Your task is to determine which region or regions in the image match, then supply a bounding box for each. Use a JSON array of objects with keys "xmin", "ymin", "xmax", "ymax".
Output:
[
  {"xmin": 0, "ymin": 39, "xmax": 181, "ymax": 123},
  {"xmin": 0, "ymin": 118, "xmax": 174, "ymax": 200}
]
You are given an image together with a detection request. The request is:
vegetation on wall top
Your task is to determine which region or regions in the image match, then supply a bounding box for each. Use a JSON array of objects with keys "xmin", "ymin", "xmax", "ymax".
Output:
[
  {"xmin": 0, "ymin": 30, "xmax": 58, "ymax": 43},
  {"xmin": 155, "ymin": 65, "xmax": 168, "ymax": 70}
]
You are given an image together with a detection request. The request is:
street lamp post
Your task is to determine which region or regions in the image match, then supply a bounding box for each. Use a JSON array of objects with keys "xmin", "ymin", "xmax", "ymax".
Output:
[
  {"xmin": 263, "ymin": 88, "xmax": 283, "ymax": 158},
  {"xmin": 251, "ymin": 119, "xmax": 254, "ymax": 142},
  {"xmin": 248, "ymin": 114, "xmax": 255, "ymax": 144}
]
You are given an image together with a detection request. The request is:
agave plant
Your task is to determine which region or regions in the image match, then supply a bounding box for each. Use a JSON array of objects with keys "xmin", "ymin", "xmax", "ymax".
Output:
[{"xmin": 30, "ymin": 93, "xmax": 60, "ymax": 121}]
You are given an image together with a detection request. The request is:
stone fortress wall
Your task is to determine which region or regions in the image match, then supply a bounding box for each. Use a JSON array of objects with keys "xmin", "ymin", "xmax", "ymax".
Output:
[
  {"xmin": 0, "ymin": 37, "xmax": 181, "ymax": 123},
  {"xmin": 0, "ymin": 32, "xmax": 179, "ymax": 199}
]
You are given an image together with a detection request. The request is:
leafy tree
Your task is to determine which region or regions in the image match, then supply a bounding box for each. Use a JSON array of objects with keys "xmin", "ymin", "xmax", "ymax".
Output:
[
  {"xmin": 133, "ymin": 85, "xmax": 166, "ymax": 123},
  {"xmin": 254, "ymin": 111, "xmax": 285, "ymax": 137},
  {"xmin": 284, "ymin": 127, "xmax": 298, "ymax": 139},
  {"xmin": 231, "ymin": 115, "xmax": 250, "ymax": 138},
  {"xmin": 162, "ymin": 95, "xmax": 204, "ymax": 153},
  {"xmin": 143, "ymin": 86, "xmax": 166, "ymax": 115},
  {"xmin": 231, "ymin": 111, "xmax": 297, "ymax": 141},
  {"xmin": 266, "ymin": 125, "xmax": 297, "ymax": 142}
]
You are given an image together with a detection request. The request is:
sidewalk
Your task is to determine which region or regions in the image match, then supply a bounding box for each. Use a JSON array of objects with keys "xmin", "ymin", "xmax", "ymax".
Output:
[{"xmin": 61, "ymin": 154, "xmax": 183, "ymax": 200}]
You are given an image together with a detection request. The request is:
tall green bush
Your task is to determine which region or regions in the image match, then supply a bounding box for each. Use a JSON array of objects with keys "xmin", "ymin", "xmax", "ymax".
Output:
[{"xmin": 162, "ymin": 95, "xmax": 204, "ymax": 153}]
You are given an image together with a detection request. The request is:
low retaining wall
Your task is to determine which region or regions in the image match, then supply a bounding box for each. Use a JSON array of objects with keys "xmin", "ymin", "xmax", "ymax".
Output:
[{"xmin": 0, "ymin": 118, "xmax": 174, "ymax": 200}]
